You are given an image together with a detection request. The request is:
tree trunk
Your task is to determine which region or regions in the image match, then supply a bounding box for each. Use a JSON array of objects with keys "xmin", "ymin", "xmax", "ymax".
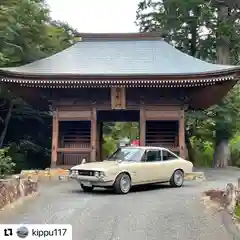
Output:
[
  {"xmin": 0, "ymin": 100, "xmax": 14, "ymax": 148},
  {"xmin": 213, "ymin": 139, "xmax": 230, "ymax": 168},
  {"xmin": 216, "ymin": 5, "xmax": 230, "ymax": 64},
  {"xmin": 213, "ymin": 4, "xmax": 231, "ymax": 168},
  {"xmin": 189, "ymin": 7, "xmax": 199, "ymax": 57}
]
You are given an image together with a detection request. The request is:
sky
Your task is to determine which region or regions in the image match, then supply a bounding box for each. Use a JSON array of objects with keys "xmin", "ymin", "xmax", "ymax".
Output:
[{"xmin": 46, "ymin": 0, "xmax": 140, "ymax": 33}]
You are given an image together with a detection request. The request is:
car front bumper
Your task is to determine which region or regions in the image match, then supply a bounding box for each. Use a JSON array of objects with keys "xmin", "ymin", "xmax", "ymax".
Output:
[{"xmin": 70, "ymin": 174, "xmax": 115, "ymax": 187}]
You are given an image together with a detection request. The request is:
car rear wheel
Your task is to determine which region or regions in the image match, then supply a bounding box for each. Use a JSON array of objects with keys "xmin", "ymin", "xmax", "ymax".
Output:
[
  {"xmin": 114, "ymin": 173, "xmax": 131, "ymax": 194},
  {"xmin": 81, "ymin": 184, "xmax": 94, "ymax": 192},
  {"xmin": 170, "ymin": 169, "xmax": 184, "ymax": 187}
]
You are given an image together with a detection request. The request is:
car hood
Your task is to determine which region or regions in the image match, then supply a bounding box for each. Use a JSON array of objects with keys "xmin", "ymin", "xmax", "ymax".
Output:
[{"xmin": 71, "ymin": 161, "xmax": 120, "ymax": 171}]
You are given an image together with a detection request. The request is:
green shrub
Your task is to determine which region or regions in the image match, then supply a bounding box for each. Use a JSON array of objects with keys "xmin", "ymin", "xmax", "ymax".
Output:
[
  {"xmin": 0, "ymin": 148, "xmax": 15, "ymax": 178},
  {"xmin": 190, "ymin": 134, "xmax": 240, "ymax": 167},
  {"xmin": 191, "ymin": 137, "xmax": 214, "ymax": 167},
  {"xmin": 7, "ymin": 142, "xmax": 28, "ymax": 173},
  {"xmin": 7, "ymin": 141, "xmax": 51, "ymax": 172}
]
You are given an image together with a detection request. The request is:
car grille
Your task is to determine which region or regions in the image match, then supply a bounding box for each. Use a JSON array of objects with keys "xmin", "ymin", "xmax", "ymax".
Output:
[{"xmin": 78, "ymin": 170, "xmax": 94, "ymax": 176}]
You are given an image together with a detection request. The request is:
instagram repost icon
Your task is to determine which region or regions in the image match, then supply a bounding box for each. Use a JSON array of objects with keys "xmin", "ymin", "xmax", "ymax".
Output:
[{"xmin": 16, "ymin": 226, "xmax": 29, "ymax": 238}]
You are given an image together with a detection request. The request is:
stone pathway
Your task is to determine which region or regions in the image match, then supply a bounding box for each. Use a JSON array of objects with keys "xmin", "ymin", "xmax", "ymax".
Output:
[{"xmin": 0, "ymin": 168, "xmax": 240, "ymax": 240}]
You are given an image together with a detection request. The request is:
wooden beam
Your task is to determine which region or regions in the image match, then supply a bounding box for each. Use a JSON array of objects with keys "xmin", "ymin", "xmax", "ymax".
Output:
[
  {"xmin": 57, "ymin": 148, "xmax": 91, "ymax": 153},
  {"xmin": 140, "ymin": 106, "xmax": 146, "ymax": 146},
  {"xmin": 58, "ymin": 110, "xmax": 91, "ymax": 121},
  {"xmin": 145, "ymin": 110, "xmax": 179, "ymax": 120},
  {"xmin": 51, "ymin": 108, "xmax": 59, "ymax": 168},
  {"xmin": 169, "ymin": 147, "xmax": 180, "ymax": 153},
  {"xmin": 179, "ymin": 108, "xmax": 185, "ymax": 159},
  {"xmin": 145, "ymin": 105, "xmax": 182, "ymax": 111},
  {"xmin": 90, "ymin": 107, "xmax": 97, "ymax": 161}
]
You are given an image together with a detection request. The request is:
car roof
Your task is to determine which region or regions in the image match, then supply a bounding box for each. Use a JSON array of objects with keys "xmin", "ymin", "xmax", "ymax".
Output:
[{"xmin": 122, "ymin": 146, "xmax": 170, "ymax": 151}]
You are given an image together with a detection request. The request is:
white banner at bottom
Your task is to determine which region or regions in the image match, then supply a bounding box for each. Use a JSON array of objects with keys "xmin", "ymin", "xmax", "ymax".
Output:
[{"xmin": 0, "ymin": 224, "xmax": 72, "ymax": 240}]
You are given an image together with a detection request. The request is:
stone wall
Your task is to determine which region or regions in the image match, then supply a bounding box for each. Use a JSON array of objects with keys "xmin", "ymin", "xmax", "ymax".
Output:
[
  {"xmin": 0, "ymin": 177, "xmax": 38, "ymax": 209},
  {"xmin": 203, "ymin": 179, "xmax": 240, "ymax": 233}
]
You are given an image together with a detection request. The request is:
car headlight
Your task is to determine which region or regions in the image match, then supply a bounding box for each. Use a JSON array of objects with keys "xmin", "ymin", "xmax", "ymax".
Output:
[
  {"xmin": 71, "ymin": 170, "xmax": 78, "ymax": 175},
  {"xmin": 94, "ymin": 171, "xmax": 105, "ymax": 178}
]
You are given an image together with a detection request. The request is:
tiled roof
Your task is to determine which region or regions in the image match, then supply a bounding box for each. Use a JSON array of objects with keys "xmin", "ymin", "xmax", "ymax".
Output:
[{"xmin": 0, "ymin": 35, "xmax": 239, "ymax": 76}]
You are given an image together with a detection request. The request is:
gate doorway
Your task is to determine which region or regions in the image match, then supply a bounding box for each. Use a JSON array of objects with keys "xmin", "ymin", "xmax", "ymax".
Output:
[{"xmin": 96, "ymin": 110, "xmax": 140, "ymax": 161}]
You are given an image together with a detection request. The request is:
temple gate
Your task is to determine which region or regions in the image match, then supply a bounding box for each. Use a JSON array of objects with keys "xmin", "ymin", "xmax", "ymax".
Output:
[{"xmin": 0, "ymin": 32, "xmax": 239, "ymax": 167}]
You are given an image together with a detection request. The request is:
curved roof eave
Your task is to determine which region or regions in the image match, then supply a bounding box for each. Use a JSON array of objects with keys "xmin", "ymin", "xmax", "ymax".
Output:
[{"xmin": 0, "ymin": 67, "xmax": 240, "ymax": 80}]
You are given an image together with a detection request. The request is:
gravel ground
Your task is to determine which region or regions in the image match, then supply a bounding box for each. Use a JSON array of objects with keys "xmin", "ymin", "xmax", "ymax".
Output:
[{"xmin": 0, "ymin": 168, "xmax": 240, "ymax": 240}]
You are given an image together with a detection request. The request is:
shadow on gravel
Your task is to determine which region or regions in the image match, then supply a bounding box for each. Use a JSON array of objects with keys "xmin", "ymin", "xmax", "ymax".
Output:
[{"xmin": 70, "ymin": 183, "xmax": 192, "ymax": 195}]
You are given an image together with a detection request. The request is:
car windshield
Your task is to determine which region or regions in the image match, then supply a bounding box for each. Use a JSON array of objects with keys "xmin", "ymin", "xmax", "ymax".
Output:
[{"xmin": 107, "ymin": 147, "xmax": 144, "ymax": 162}]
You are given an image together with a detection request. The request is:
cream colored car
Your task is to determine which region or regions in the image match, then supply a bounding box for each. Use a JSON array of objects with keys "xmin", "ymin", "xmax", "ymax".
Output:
[{"xmin": 69, "ymin": 146, "xmax": 193, "ymax": 194}]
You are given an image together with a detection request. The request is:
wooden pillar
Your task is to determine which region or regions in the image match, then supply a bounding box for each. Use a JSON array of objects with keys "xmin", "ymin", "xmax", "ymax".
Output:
[
  {"xmin": 90, "ymin": 107, "xmax": 97, "ymax": 162},
  {"xmin": 99, "ymin": 122, "xmax": 103, "ymax": 161},
  {"xmin": 60, "ymin": 136, "xmax": 64, "ymax": 165},
  {"xmin": 179, "ymin": 108, "xmax": 185, "ymax": 159},
  {"xmin": 96, "ymin": 120, "xmax": 102, "ymax": 161},
  {"xmin": 140, "ymin": 105, "xmax": 146, "ymax": 146},
  {"xmin": 51, "ymin": 108, "xmax": 59, "ymax": 168}
]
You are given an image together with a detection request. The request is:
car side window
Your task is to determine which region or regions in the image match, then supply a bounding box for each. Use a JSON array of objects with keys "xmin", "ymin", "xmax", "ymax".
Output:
[
  {"xmin": 144, "ymin": 150, "xmax": 161, "ymax": 162},
  {"xmin": 162, "ymin": 150, "xmax": 177, "ymax": 161}
]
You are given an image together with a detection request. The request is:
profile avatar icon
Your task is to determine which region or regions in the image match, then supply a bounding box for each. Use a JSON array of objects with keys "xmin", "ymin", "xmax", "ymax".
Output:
[{"xmin": 16, "ymin": 226, "xmax": 29, "ymax": 238}]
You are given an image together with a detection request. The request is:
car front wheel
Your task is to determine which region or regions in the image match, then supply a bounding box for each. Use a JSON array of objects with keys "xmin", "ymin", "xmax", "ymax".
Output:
[
  {"xmin": 170, "ymin": 169, "xmax": 184, "ymax": 187},
  {"xmin": 81, "ymin": 184, "xmax": 94, "ymax": 192},
  {"xmin": 114, "ymin": 173, "xmax": 131, "ymax": 194}
]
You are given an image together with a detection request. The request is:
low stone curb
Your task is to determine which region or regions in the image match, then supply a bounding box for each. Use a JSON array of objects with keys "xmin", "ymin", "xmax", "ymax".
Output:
[
  {"xmin": 184, "ymin": 172, "xmax": 206, "ymax": 181},
  {"xmin": 20, "ymin": 169, "xmax": 206, "ymax": 182},
  {"xmin": 20, "ymin": 169, "xmax": 70, "ymax": 182}
]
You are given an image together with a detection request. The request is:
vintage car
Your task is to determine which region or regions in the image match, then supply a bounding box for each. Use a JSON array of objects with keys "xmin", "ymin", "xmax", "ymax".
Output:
[{"xmin": 69, "ymin": 146, "xmax": 193, "ymax": 194}]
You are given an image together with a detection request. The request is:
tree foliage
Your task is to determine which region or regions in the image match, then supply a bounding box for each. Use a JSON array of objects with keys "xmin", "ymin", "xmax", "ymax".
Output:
[
  {"xmin": 136, "ymin": 0, "xmax": 240, "ymax": 167},
  {"xmin": 0, "ymin": 0, "xmax": 78, "ymax": 66},
  {"xmin": 0, "ymin": 148, "xmax": 15, "ymax": 178},
  {"xmin": 0, "ymin": 0, "xmax": 79, "ymax": 174}
]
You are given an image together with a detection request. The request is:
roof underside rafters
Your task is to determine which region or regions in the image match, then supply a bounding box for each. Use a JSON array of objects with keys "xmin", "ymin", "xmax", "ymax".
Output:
[{"xmin": 0, "ymin": 74, "xmax": 237, "ymax": 88}]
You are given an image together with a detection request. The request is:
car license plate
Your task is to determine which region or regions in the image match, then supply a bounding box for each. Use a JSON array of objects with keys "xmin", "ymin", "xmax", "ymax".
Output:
[{"xmin": 81, "ymin": 181, "xmax": 92, "ymax": 187}]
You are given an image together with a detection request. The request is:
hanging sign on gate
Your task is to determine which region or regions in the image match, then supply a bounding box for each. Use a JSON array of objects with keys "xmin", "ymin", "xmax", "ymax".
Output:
[{"xmin": 111, "ymin": 87, "xmax": 126, "ymax": 109}]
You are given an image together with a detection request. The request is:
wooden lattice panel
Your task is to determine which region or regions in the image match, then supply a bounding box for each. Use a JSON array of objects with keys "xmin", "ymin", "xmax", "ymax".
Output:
[
  {"xmin": 63, "ymin": 153, "xmax": 90, "ymax": 165},
  {"xmin": 145, "ymin": 121, "xmax": 178, "ymax": 149},
  {"xmin": 60, "ymin": 121, "xmax": 91, "ymax": 149}
]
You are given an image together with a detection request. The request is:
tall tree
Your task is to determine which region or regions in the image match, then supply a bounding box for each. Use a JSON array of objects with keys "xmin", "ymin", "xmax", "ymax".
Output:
[
  {"xmin": 136, "ymin": 0, "xmax": 240, "ymax": 167},
  {"xmin": 0, "ymin": 0, "xmax": 79, "ymax": 171},
  {"xmin": 206, "ymin": 0, "xmax": 240, "ymax": 167}
]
